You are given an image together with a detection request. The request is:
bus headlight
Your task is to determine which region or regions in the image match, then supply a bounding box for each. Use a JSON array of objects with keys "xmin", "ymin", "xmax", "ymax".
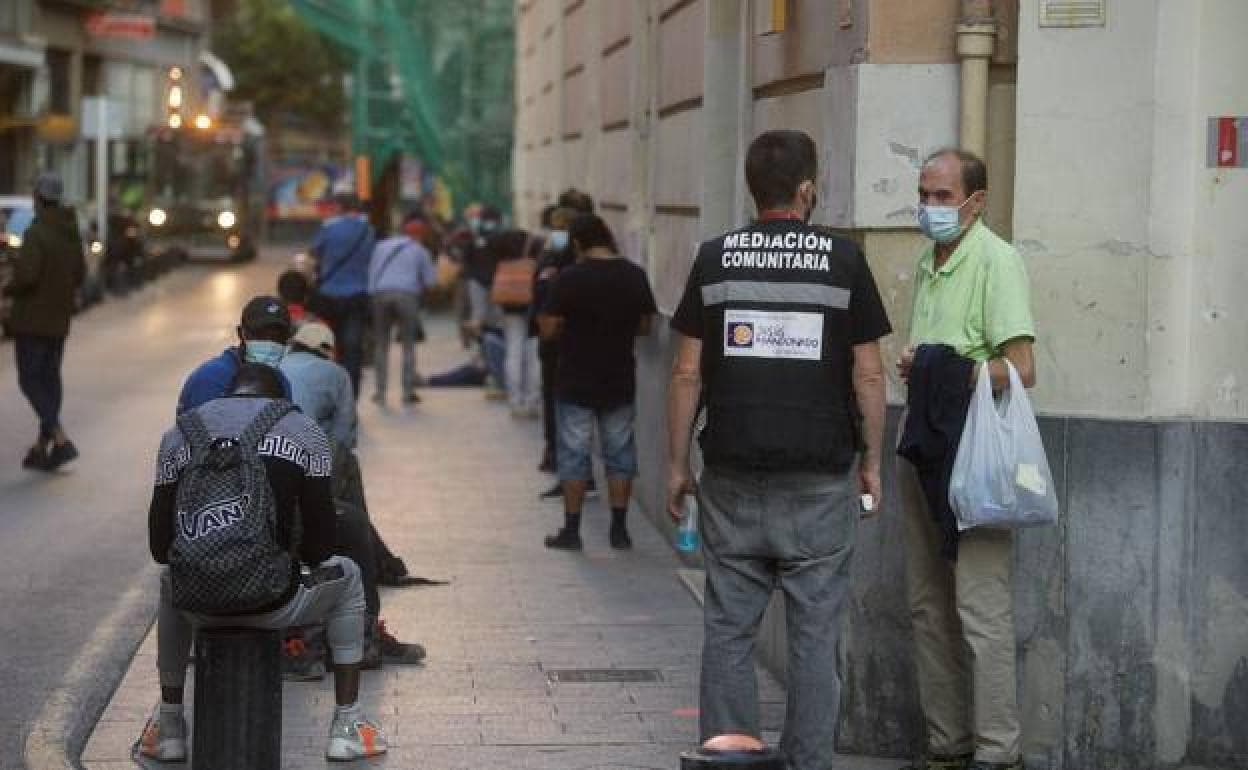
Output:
[
  {"xmin": 149, "ymin": 208, "xmax": 167, "ymax": 227},
  {"xmin": 90, "ymin": 240, "xmax": 103, "ymax": 255},
  {"xmin": 217, "ymin": 210, "xmax": 236, "ymax": 230}
]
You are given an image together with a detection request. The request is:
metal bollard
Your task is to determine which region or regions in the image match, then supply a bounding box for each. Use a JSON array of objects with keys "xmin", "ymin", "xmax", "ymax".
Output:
[
  {"xmin": 679, "ymin": 748, "xmax": 786, "ymax": 769},
  {"xmin": 192, "ymin": 628, "xmax": 282, "ymax": 770}
]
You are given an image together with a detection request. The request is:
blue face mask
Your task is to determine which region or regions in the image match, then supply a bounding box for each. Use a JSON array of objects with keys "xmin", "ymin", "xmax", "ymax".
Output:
[
  {"xmin": 244, "ymin": 340, "xmax": 285, "ymax": 368},
  {"xmin": 917, "ymin": 195, "xmax": 973, "ymax": 243},
  {"xmin": 548, "ymin": 230, "xmax": 569, "ymax": 251}
]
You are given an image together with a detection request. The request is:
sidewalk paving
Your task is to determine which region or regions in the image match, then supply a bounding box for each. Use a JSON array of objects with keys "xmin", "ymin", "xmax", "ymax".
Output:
[{"xmin": 81, "ymin": 313, "xmax": 898, "ymax": 769}]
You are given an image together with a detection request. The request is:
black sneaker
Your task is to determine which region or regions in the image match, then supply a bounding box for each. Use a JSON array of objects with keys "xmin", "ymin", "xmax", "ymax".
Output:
[
  {"xmin": 46, "ymin": 441, "xmax": 78, "ymax": 469},
  {"xmin": 540, "ymin": 479, "xmax": 598, "ymax": 500},
  {"xmin": 609, "ymin": 527, "xmax": 632, "ymax": 550},
  {"xmin": 22, "ymin": 445, "xmax": 50, "ymax": 471},
  {"xmin": 376, "ymin": 620, "xmax": 426, "ymax": 665},
  {"xmin": 544, "ymin": 528, "xmax": 583, "ymax": 550}
]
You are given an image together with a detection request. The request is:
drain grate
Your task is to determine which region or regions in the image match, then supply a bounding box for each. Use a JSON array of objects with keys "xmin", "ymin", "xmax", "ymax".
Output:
[{"xmin": 546, "ymin": 668, "xmax": 664, "ymax": 684}]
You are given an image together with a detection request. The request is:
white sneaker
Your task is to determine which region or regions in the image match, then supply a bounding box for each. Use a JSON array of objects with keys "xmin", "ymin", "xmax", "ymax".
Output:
[
  {"xmin": 326, "ymin": 711, "xmax": 388, "ymax": 761},
  {"xmin": 138, "ymin": 704, "xmax": 187, "ymax": 762}
]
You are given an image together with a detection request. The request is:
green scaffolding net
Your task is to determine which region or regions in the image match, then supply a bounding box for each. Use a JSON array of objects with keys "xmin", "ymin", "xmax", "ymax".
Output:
[{"xmin": 290, "ymin": 0, "xmax": 514, "ymax": 215}]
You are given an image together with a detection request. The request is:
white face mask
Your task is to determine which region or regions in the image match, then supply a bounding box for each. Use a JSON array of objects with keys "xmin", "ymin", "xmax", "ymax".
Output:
[
  {"xmin": 917, "ymin": 195, "xmax": 974, "ymax": 243},
  {"xmin": 243, "ymin": 340, "xmax": 285, "ymax": 368},
  {"xmin": 548, "ymin": 230, "xmax": 569, "ymax": 251}
]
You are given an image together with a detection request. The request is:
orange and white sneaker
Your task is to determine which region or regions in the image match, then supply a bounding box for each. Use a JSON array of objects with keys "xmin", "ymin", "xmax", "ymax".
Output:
[
  {"xmin": 138, "ymin": 703, "xmax": 188, "ymax": 762},
  {"xmin": 326, "ymin": 710, "xmax": 388, "ymax": 761}
]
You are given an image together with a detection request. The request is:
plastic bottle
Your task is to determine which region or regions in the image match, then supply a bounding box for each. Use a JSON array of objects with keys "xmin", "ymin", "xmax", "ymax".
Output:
[{"xmin": 676, "ymin": 494, "xmax": 699, "ymax": 553}]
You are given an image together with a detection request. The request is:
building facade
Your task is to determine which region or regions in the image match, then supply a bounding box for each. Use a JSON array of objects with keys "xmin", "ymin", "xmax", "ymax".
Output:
[
  {"xmin": 512, "ymin": 2, "xmax": 1248, "ymax": 768},
  {"xmin": 0, "ymin": 0, "xmax": 208, "ymax": 207}
]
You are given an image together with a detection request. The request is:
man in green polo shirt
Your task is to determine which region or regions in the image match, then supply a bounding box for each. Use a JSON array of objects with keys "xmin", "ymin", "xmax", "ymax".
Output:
[{"xmin": 897, "ymin": 148, "xmax": 1035, "ymax": 770}]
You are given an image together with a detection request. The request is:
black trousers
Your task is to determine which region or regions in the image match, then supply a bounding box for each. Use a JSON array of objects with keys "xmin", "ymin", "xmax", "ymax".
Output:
[{"xmin": 15, "ymin": 334, "xmax": 66, "ymax": 440}]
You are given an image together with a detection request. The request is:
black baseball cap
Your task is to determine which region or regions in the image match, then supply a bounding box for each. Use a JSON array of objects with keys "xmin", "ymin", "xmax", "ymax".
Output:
[{"xmin": 240, "ymin": 295, "xmax": 292, "ymax": 334}]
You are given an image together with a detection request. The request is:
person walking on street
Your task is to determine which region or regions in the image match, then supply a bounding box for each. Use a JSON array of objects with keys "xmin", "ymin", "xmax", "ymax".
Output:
[
  {"xmin": 369, "ymin": 212, "xmax": 437, "ymax": 405},
  {"xmin": 895, "ymin": 149, "xmax": 1036, "ymax": 770},
  {"xmin": 539, "ymin": 214, "xmax": 656, "ymax": 551},
  {"xmin": 310, "ymin": 194, "xmax": 375, "ymax": 397},
  {"xmin": 666, "ymin": 130, "xmax": 891, "ymax": 769},
  {"xmin": 5, "ymin": 172, "xmax": 85, "ymax": 471}
]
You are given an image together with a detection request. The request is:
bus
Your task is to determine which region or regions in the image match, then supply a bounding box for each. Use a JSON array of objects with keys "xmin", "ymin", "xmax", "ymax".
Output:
[{"xmin": 144, "ymin": 112, "xmax": 261, "ymax": 262}]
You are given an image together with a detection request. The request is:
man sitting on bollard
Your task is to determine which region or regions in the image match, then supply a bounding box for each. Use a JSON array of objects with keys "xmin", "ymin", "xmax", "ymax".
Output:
[
  {"xmin": 666, "ymin": 129, "xmax": 891, "ymax": 769},
  {"xmin": 141, "ymin": 364, "xmax": 387, "ymax": 762}
]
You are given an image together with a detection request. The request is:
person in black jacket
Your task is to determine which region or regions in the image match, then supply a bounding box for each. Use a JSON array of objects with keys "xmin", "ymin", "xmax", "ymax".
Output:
[
  {"xmin": 5, "ymin": 173, "xmax": 85, "ymax": 471},
  {"xmin": 141, "ymin": 365, "xmax": 387, "ymax": 763}
]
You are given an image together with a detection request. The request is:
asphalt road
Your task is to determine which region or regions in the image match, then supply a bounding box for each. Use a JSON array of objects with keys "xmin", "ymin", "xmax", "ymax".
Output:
[{"xmin": 0, "ymin": 250, "xmax": 290, "ymax": 767}]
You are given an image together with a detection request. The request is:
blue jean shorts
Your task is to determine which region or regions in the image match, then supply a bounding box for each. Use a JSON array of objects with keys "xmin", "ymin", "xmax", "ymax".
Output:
[{"xmin": 557, "ymin": 401, "xmax": 638, "ymax": 481}]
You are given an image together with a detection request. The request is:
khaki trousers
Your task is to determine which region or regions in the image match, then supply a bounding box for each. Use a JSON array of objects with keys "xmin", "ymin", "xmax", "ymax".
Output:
[{"xmin": 898, "ymin": 460, "xmax": 1020, "ymax": 763}]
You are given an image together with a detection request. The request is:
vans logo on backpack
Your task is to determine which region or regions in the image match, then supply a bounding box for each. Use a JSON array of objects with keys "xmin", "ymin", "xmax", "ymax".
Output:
[
  {"xmin": 177, "ymin": 495, "xmax": 250, "ymax": 540},
  {"xmin": 168, "ymin": 401, "xmax": 298, "ymax": 615}
]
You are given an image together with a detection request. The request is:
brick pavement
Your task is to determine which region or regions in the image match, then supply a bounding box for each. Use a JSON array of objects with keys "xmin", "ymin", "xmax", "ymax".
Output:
[{"xmin": 82, "ymin": 312, "xmax": 897, "ymax": 769}]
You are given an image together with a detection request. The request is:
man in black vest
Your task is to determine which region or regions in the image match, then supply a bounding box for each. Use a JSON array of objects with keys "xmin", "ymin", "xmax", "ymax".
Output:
[{"xmin": 667, "ymin": 130, "xmax": 890, "ymax": 769}]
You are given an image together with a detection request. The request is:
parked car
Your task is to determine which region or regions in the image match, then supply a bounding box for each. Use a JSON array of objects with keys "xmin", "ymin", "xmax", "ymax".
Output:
[{"xmin": 0, "ymin": 196, "xmax": 104, "ymax": 335}]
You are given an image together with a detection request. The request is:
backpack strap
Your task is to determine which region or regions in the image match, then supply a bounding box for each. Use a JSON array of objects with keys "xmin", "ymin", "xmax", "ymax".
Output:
[
  {"xmin": 175, "ymin": 409, "xmax": 214, "ymax": 457},
  {"xmin": 239, "ymin": 400, "xmax": 297, "ymax": 451}
]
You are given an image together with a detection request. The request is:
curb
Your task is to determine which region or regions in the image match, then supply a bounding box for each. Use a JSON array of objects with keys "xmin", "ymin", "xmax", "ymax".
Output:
[{"xmin": 24, "ymin": 566, "xmax": 158, "ymax": 770}]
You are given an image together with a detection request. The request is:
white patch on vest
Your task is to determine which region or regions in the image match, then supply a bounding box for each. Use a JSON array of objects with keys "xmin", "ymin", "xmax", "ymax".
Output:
[{"xmin": 723, "ymin": 309, "xmax": 823, "ymax": 361}]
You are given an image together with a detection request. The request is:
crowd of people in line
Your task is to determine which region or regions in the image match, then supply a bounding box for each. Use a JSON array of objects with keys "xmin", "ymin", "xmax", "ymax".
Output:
[
  {"xmin": 7, "ymin": 128, "xmax": 1036, "ymax": 770},
  {"xmin": 136, "ymin": 184, "xmax": 658, "ymax": 762}
]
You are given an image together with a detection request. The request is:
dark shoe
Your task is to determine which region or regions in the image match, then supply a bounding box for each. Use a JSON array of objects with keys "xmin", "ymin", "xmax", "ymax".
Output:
[
  {"xmin": 544, "ymin": 528, "xmax": 583, "ymax": 551},
  {"xmin": 376, "ymin": 619, "xmax": 426, "ymax": 665},
  {"xmin": 22, "ymin": 445, "xmax": 50, "ymax": 471},
  {"xmin": 46, "ymin": 441, "xmax": 78, "ymax": 469},
  {"xmin": 377, "ymin": 555, "xmax": 408, "ymax": 581},
  {"xmin": 609, "ymin": 527, "xmax": 632, "ymax": 550},
  {"xmin": 402, "ymin": 390, "xmax": 421, "ymax": 404},
  {"xmin": 540, "ymin": 479, "xmax": 597, "ymax": 500}
]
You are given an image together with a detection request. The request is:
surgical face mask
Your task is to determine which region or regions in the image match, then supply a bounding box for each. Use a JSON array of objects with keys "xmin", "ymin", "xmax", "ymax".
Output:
[
  {"xmin": 243, "ymin": 340, "xmax": 285, "ymax": 368},
  {"xmin": 548, "ymin": 229, "xmax": 569, "ymax": 251},
  {"xmin": 917, "ymin": 195, "xmax": 973, "ymax": 243}
]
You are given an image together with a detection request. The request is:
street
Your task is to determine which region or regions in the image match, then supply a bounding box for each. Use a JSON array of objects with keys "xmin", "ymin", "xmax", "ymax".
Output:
[{"xmin": 0, "ymin": 253, "xmax": 291, "ymax": 765}]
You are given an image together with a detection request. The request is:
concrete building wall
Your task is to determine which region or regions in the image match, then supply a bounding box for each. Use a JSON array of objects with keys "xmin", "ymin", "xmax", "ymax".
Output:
[{"xmin": 513, "ymin": 1, "xmax": 1248, "ymax": 767}]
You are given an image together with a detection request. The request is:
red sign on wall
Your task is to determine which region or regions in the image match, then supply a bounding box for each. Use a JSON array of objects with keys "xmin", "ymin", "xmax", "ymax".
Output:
[
  {"xmin": 1208, "ymin": 116, "xmax": 1248, "ymax": 168},
  {"xmin": 85, "ymin": 13, "xmax": 156, "ymax": 40}
]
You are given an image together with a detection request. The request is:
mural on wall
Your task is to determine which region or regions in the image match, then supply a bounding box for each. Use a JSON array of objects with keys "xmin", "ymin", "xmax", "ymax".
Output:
[{"xmin": 267, "ymin": 163, "xmax": 350, "ymax": 221}]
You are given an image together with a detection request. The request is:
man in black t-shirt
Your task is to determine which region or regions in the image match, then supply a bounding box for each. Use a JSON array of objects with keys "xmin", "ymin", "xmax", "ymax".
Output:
[
  {"xmin": 667, "ymin": 130, "xmax": 890, "ymax": 769},
  {"xmin": 538, "ymin": 214, "xmax": 657, "ymax": 551}
]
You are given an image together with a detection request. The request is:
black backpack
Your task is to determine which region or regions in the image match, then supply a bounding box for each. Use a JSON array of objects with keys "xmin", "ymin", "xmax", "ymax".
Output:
[{"xmin": 167, "ymin": 401, "xmax": 297, "ymax": 614}]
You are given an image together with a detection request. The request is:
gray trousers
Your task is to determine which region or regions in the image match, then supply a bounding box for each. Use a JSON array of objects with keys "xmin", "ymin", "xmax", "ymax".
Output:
[
  {"xmin": 698, "ymin": 467, "xmax": 856, "ymax": 770},
  {"xmin": 371, "ymin": 290, "xmax": 422, "ymax": 398},
  {"xmin": 157, "ymin": 556, "xmax": 367, "ymax": 689}
]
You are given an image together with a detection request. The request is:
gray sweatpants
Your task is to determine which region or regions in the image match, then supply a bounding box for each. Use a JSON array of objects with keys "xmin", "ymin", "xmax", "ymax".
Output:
[
  {"xmin": 698, "ymin": 467, "xmax": 856, "ymax": 770},
  {"xmin": 157, "ymin": 555, "xmax": 367, "ymax": 689}
]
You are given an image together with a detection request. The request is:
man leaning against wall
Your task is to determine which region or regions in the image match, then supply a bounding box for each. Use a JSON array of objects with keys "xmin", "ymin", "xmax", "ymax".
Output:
[{"xmin": 897, "ymin": 148, "xmax": 1036, "ymax": 770}]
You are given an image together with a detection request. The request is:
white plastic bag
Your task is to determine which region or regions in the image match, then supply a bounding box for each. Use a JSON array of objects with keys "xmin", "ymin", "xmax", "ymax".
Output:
[{"xmin": 948, "ymin": 360, "xmax": 1058, "ymax": 531}]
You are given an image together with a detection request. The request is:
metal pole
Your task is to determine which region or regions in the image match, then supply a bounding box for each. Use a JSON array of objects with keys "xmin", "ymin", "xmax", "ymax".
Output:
[{"xmin": 95, "ymin": 97, "xmax": 108, "ymax": 250}]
